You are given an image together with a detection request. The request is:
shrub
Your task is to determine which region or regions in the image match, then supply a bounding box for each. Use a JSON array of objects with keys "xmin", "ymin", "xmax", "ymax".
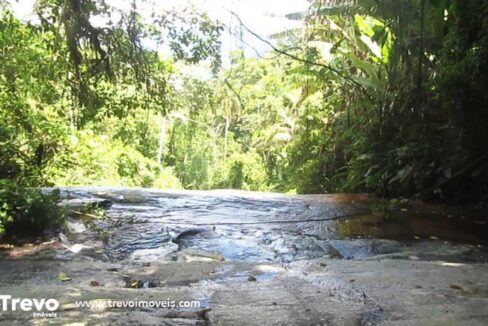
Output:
[
  {"xmin": 225, "ymin": 152, "xmax": 268, "ymax": 191},
  {"xmin": 152, "ymin": 167, "xmax": 183, "ymax": 189},
  {"xmin": 0, "ymin": 182, "xmax": 65, "ymax": 238}
]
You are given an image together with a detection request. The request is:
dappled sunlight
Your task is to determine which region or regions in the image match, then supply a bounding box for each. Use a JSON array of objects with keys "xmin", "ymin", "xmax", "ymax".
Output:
[
  {"xmin": 435, "ymin": 262, "xmax": 465, "ymax": 267},
  {"xmin": 0, "ymin": 240, "xmax": 58, "ymax": 258},
  {"xmin": 254, "ymin": 265, "xmax": 286, "ymax": 274}
]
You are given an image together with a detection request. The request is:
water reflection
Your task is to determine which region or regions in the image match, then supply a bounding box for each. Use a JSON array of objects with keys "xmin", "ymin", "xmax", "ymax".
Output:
[{"xmin": 52, "ymin": 187, "xmax": 488, "ymax": 263}]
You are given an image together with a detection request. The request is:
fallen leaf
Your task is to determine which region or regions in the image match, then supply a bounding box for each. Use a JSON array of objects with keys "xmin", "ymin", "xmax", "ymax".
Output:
[{"xmin": 58, "ymin": 272, "xmax": 71, "ymax": 282}]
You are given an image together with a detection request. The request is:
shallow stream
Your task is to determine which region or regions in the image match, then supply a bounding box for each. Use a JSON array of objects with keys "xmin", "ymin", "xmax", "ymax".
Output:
[{"xmin": 56, "ymin": 187, "xmax": 488, "ymax": 264}]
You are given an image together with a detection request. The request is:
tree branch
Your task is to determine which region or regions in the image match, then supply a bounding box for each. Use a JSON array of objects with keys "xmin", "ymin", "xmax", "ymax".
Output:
[
  {"xmin": 229, "ymin": 11, "xmax": 377, "ymax": 107},
  {"xmin": 224, "ymin": 78, "xmax": 245, "ymax": 111}
]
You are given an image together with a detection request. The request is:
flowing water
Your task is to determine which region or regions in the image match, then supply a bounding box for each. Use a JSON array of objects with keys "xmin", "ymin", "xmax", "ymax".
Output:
[{"xmin": 55, "ymin": 187, "xmax": 488, "ymax": 264}]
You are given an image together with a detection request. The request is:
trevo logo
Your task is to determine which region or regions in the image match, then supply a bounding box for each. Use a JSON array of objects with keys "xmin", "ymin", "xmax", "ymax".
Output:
[{"xmin": 0, "ymin": 295, "xmax": 59, "ymax": 318}]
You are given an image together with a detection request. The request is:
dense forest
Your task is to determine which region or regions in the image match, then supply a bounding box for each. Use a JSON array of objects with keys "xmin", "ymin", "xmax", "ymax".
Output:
[{"xmin": 1, "ymin": 0, "xmax": 487, "ymax": 236}]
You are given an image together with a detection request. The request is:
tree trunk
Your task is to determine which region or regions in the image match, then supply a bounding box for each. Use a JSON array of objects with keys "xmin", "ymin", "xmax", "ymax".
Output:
[
  {"xmin": 224, "ymin": 115, "xmax": 229, "ymax": 164},
  {"xmin": 156, "ymin": 116, "xmax": 167, "ymax": 165}
]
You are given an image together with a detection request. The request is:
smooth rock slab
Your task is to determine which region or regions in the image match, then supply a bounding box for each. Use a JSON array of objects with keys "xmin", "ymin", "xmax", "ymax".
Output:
[{"xmin": 0, "ymin": 256, "xmax": 487, "ymax": 325}]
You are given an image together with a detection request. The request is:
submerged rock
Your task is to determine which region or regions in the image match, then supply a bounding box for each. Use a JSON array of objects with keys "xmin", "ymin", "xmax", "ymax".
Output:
[
  {"xmin": 173, "ymin": 228, "xmax": 210, "ymax": 245},
  {"xmin": 327, "ymin": 239, "xmax": 401, "ymax": 259}
]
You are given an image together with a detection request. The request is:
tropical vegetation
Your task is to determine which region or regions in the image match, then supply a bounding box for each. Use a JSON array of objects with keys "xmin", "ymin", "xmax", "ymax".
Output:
[{"xmin": 1, "ymin": 0, "xmax": 487, "ymax": 236}]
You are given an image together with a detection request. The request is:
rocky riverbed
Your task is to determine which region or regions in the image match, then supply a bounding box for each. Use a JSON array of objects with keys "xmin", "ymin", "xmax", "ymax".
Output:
[{"xmin": 0, "ymin": 187, "xmax": 487, "ymax": 325}]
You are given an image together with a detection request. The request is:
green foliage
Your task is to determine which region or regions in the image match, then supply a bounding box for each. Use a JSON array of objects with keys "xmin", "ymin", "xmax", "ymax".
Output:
[
  {"xmin": 1, "ymin": 0, "xmax": 487, "ymax": 244},
  {"xmin": 274, "ymin": 0, "xmax": 488, "ymax": 200},
  {"xmin": 0, "ymin": 182, "xmax": 65, "ymax": 238},
  {"xmin": 225, "ymin": 152, "xmax": 268, "ymax": 191},
  {"xmin": 45, "ymin": 130, "xmax": 182, "ymax": 189},
  {"xmin": 0, "ymin": 10, "xmax": 70, "ymax": 185}
]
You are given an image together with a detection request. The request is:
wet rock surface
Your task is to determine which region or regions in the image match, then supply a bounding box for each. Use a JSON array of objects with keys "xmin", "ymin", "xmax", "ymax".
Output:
[{"xmin": 0, "ymin": 187, "xmax": 487, "ymax": 325}]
